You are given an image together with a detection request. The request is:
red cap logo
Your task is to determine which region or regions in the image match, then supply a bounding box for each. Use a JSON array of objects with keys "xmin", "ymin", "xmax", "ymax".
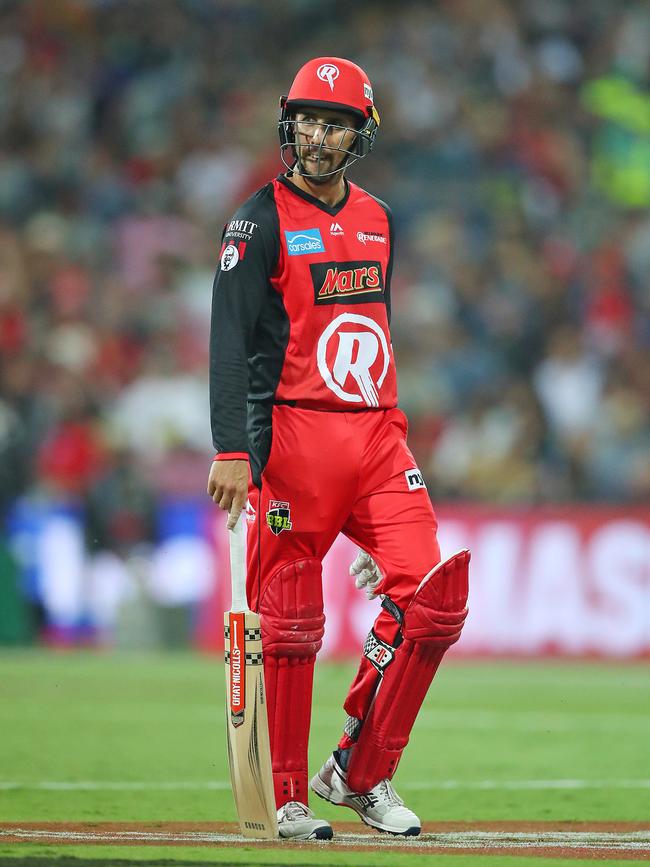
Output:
[{"xmin": 316, "ymin": 63, "xmax": 340, "ymax": 91}]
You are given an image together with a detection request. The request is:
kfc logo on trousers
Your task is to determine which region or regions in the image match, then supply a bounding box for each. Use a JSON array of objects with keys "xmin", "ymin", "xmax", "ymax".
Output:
[{"xmin": 317, "ymin": 313, "xmax": 390, "ymax": 407}]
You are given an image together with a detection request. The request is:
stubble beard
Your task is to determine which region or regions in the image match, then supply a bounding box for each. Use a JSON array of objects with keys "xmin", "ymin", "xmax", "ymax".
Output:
[{"xmin": 296, "ymin": 149, "xmax": 346, "ymax": 185}]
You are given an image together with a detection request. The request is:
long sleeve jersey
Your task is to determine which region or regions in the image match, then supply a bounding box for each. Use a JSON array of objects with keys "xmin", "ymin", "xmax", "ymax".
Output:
[{"xmin": 209, "ymin": 173, "xmax": 397, "ymax": 470}]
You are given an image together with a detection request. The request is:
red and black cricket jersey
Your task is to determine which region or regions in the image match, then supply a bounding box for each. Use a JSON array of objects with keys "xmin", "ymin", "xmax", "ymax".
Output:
[{"xmin": 209, "ymin": 174, "xmax": 397, "ymax": 481}]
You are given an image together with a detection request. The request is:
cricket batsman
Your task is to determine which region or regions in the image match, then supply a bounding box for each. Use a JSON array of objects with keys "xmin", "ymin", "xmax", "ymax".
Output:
[{"xmin": 207, "ymin": 56, "xmax": 470, "ymax": 840}]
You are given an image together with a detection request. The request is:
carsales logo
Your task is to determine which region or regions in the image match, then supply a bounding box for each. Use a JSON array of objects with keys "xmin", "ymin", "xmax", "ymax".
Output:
[
  {"xmin": 317, "ymin": 63, "xmax": 339, "ymax": 91},
  {"xmin": 285, "ymin": 228, "xmax": 325, "ymax": 256},
  {"xmin": 317, "ymin": 313, "xmax": 390, "ymax": 407}
]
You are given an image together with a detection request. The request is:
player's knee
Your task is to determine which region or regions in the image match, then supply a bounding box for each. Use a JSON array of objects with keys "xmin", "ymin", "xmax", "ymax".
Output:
[{"xmin": 259, "ymin": 558, "xmax": 325, "ymax": 658}]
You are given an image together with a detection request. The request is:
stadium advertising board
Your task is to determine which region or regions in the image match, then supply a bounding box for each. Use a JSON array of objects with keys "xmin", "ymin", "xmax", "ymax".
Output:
[{"xmin": 7, "ymin": 501, "xmax": 648, "ymax": 657}]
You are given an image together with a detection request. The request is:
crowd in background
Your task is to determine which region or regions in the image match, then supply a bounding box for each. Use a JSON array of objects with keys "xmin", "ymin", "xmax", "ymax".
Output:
[{"xmin": 1, "ymin": 0, "xmax": 649, "ymax": 557}]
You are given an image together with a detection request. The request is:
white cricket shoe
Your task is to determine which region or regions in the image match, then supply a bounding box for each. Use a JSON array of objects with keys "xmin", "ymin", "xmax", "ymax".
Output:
[
  {"xmin": 310, "ymin": 752, "xmax": 420, "ymax": 836},
  {"xmin": 277, "ymin": 800, "xmax": 333, "ymax": 840}
]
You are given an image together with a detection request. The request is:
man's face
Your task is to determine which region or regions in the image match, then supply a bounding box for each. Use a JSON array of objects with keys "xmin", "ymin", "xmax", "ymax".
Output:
[{"xmin": 293, "ymin": 109, "xmax": 359, "ymax": 179}]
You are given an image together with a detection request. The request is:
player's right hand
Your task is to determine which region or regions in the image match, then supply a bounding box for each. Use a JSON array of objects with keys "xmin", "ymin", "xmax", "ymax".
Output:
[
  {"xmin": 350, "ymin": 550, "xmax": 383, "ymax": 600},
  {"xmin": 207, "ymin": 459, "xmax": 249, "ymax": 530}
]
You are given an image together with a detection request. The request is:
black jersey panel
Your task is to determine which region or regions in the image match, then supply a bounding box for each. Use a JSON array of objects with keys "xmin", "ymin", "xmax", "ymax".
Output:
[
  {"xmin": 247, "ymin": 400, "xmax": 274, "ymax": 488},
  {"xmin": 246, "ymin": 286, "xmax": 291, "ymax": 483},
  {"xmin": 209, "ymin": 183, "xmax": 281, "ymax": 453},
  {"xmin": 367, "ymin": 193, "xmax": 394, "ymax": 324}
]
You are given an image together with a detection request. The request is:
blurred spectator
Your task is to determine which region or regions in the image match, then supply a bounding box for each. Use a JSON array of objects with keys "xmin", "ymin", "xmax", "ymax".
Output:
[
  {"xmin": 0, "ymin": 396, "xmax": 25, "ymax": 517},
  {"xmin": 85, "ymin": 447, "xmax": 156, "ymax": 556},
  {"xmin": 109, "ymin": 345, "xmax": 208, "ymax": 461},
  {"xmin": 533, "ymin": 325, "xmax": 603, "ymax": 444},
  {"xmin": 34, "ymin": 368, "xmax": 106, "ymax": 496}
]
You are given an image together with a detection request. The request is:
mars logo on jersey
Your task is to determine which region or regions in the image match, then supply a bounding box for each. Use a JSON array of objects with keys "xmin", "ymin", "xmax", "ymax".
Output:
[
  {"xmin": 310, "ymin": 260, "xmax": 384, "ymax": 305},
  {"xmin": 317, "ymin": 313, "xmax": 390, "ymax": 407},
  {"xmin": 266, "ymin": 500, "xmax": 293, "ymax": 535}
]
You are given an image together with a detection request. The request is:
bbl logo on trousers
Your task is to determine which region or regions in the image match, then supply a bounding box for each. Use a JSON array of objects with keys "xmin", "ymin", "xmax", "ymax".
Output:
[{"xmin": 266, "ymin": 500, "xmax": 293, "ymax": 535}]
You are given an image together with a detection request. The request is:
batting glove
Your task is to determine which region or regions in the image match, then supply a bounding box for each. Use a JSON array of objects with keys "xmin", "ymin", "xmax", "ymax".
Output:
[{"xmin": 350, "ymin": 550, "xmax": 383, "ymax": 600}]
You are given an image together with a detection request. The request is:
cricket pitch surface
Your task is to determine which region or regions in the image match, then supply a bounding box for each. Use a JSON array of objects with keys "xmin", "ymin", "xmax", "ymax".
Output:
[{"xmin": 2, "ymin": 822, "xmax": 650, "ymax": 860}]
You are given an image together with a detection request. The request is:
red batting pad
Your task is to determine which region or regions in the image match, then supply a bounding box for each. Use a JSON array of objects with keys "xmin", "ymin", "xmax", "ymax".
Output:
[
  {"xmin": 346, "ymin": 550, "xmax": 470, "ymax": 793},
  {"xmin": 259, "ymin": 558, "xmax": 325, "ymax": 807}
]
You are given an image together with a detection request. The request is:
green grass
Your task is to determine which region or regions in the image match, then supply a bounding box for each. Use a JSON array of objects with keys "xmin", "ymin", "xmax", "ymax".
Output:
[{"xmin": 0, "ymin": 651, "xmax": 648, "ymax": 865}]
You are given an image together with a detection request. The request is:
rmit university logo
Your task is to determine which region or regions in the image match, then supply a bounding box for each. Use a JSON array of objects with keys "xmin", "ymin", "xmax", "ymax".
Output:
[
  {"xmin": 266, "ymin": 500, "xmax": 292, "ymax": 535},
  {"xmin": 317, "ymin": 63, "xmax": 339, "ymax": 91},
  {"xmin": 310, "ymin": 260, "xmax": 384, "ymax": 305},
  {"xmin": 317, "ymin": 313, "xmax": 390, "ymax": 407}
]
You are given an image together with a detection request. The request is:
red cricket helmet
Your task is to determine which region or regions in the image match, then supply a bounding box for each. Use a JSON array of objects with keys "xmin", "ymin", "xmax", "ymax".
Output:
[{"xmin": 279, "ymin": 56, "xmax": 380, "ymax": 177}]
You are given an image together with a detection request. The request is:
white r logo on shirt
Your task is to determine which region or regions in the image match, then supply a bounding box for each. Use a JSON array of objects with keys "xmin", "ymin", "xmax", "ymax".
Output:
[{"xmin": 317, "ymin": 313, "xmax": 389, "ymax": 407}]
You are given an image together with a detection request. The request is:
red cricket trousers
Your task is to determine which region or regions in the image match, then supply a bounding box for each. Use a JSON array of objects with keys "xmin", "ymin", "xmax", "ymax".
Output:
[{"xmin": 246, "ymin": 404, "xmax": 441, "ymax": 804}]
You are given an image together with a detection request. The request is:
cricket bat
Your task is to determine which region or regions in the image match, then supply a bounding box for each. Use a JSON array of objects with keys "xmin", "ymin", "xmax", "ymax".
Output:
[{"xmin": 224, "ymin": 513, "xmax": 278, "ymax": 839}]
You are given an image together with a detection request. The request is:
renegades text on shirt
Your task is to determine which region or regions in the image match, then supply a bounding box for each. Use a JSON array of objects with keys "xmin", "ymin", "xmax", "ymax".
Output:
[{"xmin": 209, "ymin": 174, "xmax": 397, "ymax": 480}]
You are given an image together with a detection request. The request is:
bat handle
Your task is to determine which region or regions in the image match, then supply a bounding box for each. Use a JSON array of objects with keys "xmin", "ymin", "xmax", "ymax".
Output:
[{"xmin": 228, "ymin": 513, "xmax": 248, "ymax": 613}]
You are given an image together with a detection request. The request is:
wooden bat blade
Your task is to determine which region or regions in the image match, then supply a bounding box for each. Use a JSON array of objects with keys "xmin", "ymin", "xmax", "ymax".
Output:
[{"xmin": 224, "ymin": 610, "xmax": 278, "ymax": 839}]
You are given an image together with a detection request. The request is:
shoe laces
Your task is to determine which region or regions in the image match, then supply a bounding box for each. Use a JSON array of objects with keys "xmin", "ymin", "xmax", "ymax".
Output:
[
  {"xmin": 280, "ymin": 800, "xmax": 313, "ymax": 821},
  {"xmin": 376, "ymin": 779, "xmax": 404, "ymax": 807}
]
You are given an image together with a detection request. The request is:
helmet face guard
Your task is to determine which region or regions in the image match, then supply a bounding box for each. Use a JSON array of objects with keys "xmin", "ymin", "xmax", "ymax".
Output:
[
  {"xmin": 278, "ymin": 57, "xmax": 380, "ymax": 180},
  {"xmin": 278, "ymin": 102, "xmax": 379, "ymax": 179}
]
